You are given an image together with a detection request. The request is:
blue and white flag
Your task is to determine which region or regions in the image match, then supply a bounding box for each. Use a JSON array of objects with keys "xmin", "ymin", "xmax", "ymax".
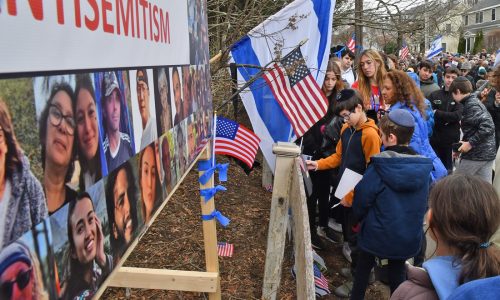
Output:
[
  {"xmin": 494, "ymin": 49, "xmax": 500, "ymax": 68},
  {"xmin": 229, "ymin": 0, "xmax": 335, "ymax": 170},
  {"xmin": 426, "ymin": 35, "xmax": 443, "ymax": 59}
]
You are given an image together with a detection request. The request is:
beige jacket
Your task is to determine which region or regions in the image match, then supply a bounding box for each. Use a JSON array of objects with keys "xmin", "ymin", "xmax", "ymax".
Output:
[{"xmin": 391, "ymin": 264, "xmax": 438, "ymax": 300}]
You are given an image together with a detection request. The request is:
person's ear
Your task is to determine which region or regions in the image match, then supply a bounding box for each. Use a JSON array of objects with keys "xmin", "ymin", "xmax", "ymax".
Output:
[
  {"xmin": 389, "ymin": 133, "xmax": 397, "ymax": 143},
  {"xmin": 426, "ymin": 208, "xmax": 433, "ymax": 228}
]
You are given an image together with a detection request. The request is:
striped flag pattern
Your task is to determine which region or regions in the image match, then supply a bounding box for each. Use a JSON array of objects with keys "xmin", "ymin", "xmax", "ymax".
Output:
[
  {"xmin": 400, "ymin": 40, "xmax": 409, "ymax": 60},
  {"xmin": 217, "ymin": 242, "xmax": 234, "ymax": 257},
  {"xmin": 313, "ymin": 264, "xmax": 330, "ymax": 294},
  {"xmin": 215, "ymin": 117, "xmax": 261, "ymax": 168},
  {"xmin": 263, "ymin": 47, "xmax": 328, "ymax": 137},
  {"xmin": 346, "ymin": 33, "xmax": 356, "ymax": 53}
]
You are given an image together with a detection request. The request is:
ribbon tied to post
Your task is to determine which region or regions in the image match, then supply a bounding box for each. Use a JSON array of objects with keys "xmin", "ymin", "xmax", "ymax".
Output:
[
  {"xmin": 200, "ymin": 185, "xmax": 227, "ymax": 202},
  {"xmin": 201, "ymin": 210, "xmax": 230, "ymax": 227},
  {"xmin": 198, "ymin": 159, "xmax": 229, "ymax": 184}
]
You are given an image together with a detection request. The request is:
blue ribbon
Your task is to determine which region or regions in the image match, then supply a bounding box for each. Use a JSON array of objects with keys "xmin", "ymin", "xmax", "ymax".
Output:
[
  {"xmin": 198, "ymin": 160, "xmax": 229, "ymax": 184},
  {"xmin": 201, "ymin": 210, "xmax": 230, "ymax": 227},
  {"xmin": 200, "ymin": 185, "xmax": 227, "ymax": 202}
]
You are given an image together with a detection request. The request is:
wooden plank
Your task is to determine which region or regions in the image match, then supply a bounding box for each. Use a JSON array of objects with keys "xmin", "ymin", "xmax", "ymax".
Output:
[
  {"xmin": 198, "ymin": 144, "xmax": 222, "ymax": 300},
  {"xmin": 94, "ymin": 143, "xmax": 211, "ymax": 299},
  {"xmin": 262, "ymin": 142, "xmax": 301, "ymax": 300},
  {"xmin": 107, "ymin": 268, "xmax": 219, "ymax": 292},
  {"xmin": 289, "ymin": 159, "xmax": 315, "ymax": 299}
]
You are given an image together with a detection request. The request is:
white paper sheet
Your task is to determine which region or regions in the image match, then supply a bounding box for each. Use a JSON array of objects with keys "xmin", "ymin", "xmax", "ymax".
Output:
[{"xmin": 334, "ymin": 168, "xmax": 363, "ymax": 199}]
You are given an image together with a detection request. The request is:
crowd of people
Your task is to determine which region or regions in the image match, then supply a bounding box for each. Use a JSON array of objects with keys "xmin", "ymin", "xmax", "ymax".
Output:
[{"xmin": 303, "ymin": 46, "xmax": 500, "ymax": 299}]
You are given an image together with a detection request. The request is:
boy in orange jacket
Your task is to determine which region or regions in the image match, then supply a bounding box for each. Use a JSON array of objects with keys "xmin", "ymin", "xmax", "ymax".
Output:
[{"xmin": 307, "ymin": 89, "xmax": 381, "ymax": 297}]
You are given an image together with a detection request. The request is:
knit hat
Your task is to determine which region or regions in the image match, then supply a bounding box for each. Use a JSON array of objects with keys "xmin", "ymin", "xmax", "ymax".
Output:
[
  {"xmin": 0, "ymin": 241, "xmax": 32, "ymax": 275},
  {"xmin": 388, "ymin": 109, "xmax": 415, "ymax": 128},
  {"xmin": 478, "ymin": 67, "xmax": 487, "ymax": 75}
]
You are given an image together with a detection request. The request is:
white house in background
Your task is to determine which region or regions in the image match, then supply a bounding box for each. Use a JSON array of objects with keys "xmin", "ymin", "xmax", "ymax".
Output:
[
  {"xmin": 463, "ymin": 0, "xmax": 500, "ymax": 53},
  {"xmin": 403, "ymin": 1, "xmax": 471, "ymax": 55}
]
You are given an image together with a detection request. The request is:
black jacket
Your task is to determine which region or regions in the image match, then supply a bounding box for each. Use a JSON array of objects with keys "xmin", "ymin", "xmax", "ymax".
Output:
[
  {"xmin": 460, "ymin": 95, "xmax": 496, "ymax": 161},
  {"xmin": 429, "ymin": 88, "xmax": 463, "ymax": 146},
  {"xmin": 483, "ymin": 89, "xmax": 500, "ymax": 150}
]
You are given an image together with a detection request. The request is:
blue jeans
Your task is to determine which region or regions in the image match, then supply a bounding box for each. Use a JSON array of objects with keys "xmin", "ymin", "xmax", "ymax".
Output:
[{"xmin": 350, "ymin": 249, "xmax": 406, "ymax": 300}]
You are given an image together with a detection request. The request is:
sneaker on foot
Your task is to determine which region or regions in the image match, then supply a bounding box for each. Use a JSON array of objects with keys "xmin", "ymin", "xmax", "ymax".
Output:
[
  {"xmin": 318, "ymin": 227, "xmax": 342, "ymax": 243},
  {"xmin": 328, "ymin": 218, "xmax": 343, "ymax": 233},
  {"xmin": 340, "ymin": 267, "xmax": 353, "ymax": 280},
  {"xmin": 334, "ymin": 281, "xmax": 353, "ymax": 298},
  {"xmin": 342, "ymin": 242, "xmax": 352, "ymax": 263}
]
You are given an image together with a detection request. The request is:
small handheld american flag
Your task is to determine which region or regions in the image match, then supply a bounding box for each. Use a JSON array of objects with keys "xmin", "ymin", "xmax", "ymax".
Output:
[
  {"xmin": 217, "ymin": 242, "xmax": 234, "ymax": 257},
  {"xmin": 346, "ymin": 33, "xmax": 356, "ymax": 53},
  {"xmin": 215, "ymin": 117, "xmax": 260, "ymax": 168},
  {"xmin": 400, "ymin": 40, "xmax": 409, "ymax": 60},
  {"xmin": 263, "ymin": 47, "xmax": 328, "ymax": 137}
]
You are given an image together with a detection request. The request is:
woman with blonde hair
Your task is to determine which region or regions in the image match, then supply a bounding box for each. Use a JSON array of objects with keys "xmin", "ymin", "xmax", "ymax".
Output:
[{"xmin": 352, "ymin": 49, "xmax": 387, "ymax": 121}]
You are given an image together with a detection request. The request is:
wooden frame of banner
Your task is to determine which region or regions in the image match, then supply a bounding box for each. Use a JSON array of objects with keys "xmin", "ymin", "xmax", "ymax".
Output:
[
  {"xmin": 262, "ymin": 142, "xmax": 315, "ymax": 300},
  {"xmin": 94, "ymin": 143, "xmax": 221, "ymax": 299}
]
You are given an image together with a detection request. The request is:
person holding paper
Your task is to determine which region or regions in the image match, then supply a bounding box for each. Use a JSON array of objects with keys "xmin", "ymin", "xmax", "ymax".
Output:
[
  {"xmin": 306, "ymin": 89, "xmax": 381, "ymax": 298},
  {"xmin": 349, "ymin": 109, "xmax": 433, "ymax": 299}
]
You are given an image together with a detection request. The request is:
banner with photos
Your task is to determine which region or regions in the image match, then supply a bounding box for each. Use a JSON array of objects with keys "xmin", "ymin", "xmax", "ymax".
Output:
[{"xmin": 0, "ymin": 0, "xmax": 212, "ymax": 299}]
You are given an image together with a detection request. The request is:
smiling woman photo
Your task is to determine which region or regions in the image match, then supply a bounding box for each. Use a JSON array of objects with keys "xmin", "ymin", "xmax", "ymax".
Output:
[
  {"xmin": 39, "ymin": 82, "xmax": 77, "ymax": 215},
  {"xmin": 74, "ymin": 74, "xmax": 102, "ymax": 190},
  {"xmin": 62, "ymin": 192, "xmax": 112, "ymax": 300}
]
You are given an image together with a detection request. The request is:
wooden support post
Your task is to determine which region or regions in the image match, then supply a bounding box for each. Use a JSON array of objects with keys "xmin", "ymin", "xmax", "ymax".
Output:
[
  {"xmin": 262, "ymin": 142, "xmax": 301, "ymax": 300},
  {"xmin": 262, "ymin": 158, "xmax": 273, "ymax": 191},
  {"xmin": 199, "ymin": 145, "xmax": 222, "ymax": 300},
  {"xmin": 289, "ymin": 159, "xmax": 314, "ymax": 299}
]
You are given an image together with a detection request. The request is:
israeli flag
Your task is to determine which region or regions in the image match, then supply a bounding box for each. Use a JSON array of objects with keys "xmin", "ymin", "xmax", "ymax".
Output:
[
  {"xmin": 494, "ymin": 49, "xmax": 500, "ymax": 68},
  {"xmin": 229, "ymin": 0, "xmax": 335, "ymax": 170},
  {"xmin": 426, "ymin": 35, "xmax": 443, "ymax": 59}
]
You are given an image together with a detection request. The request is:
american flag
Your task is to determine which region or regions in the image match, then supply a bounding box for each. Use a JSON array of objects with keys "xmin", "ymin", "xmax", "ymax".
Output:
[
  {"xmin": 400, "ymin": 40, "xmax": 409, "ymax": 60},
  {"xmin": 263, "ymin": 48, "xmax": 328, "ymax": 137},
  {"xmin": 313, "ymin": 264, "xmax": 330, "ymax": 295},
  {"xmin": 346, "ymin": 33, "xmax": 356, "ymax": 53},
  {"xmin": 217, "ymin": 242, "xmax": 234, "ymax": 257},
  {"xmin": 215, "ymin": 117, "xmax": 260, "ymax": 168}
]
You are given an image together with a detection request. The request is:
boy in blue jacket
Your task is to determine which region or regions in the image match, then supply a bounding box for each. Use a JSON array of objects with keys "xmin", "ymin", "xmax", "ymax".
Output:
[{"xmin": 350, "ymin": 109, "xmax": 433, "ymax": 299}]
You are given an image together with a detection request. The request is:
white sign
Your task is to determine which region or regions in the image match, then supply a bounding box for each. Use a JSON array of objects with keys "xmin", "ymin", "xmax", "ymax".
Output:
[{"xmin": 0, "ymin": 0, "xmax": 189, "ymax": 74}]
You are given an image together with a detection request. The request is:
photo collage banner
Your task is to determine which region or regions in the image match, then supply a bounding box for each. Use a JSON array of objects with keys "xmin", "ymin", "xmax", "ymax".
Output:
[{"xmin": 0, "ymin": 1, "xmax": 212, "ymax": 299}]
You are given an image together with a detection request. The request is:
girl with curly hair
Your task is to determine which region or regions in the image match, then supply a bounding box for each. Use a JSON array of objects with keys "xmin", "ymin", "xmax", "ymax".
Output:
[{"xmin": 381, "ymin": 70, "xmax": 447, "ymax": 183}]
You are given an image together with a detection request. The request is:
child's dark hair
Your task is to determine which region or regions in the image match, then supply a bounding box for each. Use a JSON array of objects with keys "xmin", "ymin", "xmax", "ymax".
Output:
[
  {"xmin": 418, "ymin": 60, "xmax": 434, "ymax": 70},
  {"xmin": 449, "ymin": 76, "xmax": 473, "ymax": 94},
  {"xmin": 378, "ymin": 115, "xmax": 414, "ymax": 145},
  {"xmin": 444, "ymin": 66, "xmax": 460, "ymax": 76},
  {"xmin": 428, "ymin": 173, "xmax": 500, "ymax": 285},
  {"xmin": 333, "ymin": 89, "xmax": 364, "ymax": 116}
]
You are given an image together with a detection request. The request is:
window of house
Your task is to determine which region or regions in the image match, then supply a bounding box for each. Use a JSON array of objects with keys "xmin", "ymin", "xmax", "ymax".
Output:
[
  {"xmin": 493, "ymin": 9, "xmax": 496, "ymax": 21},
  {"xmin": 480, "ymin": 11, "xmax": 483, "ymax": 23},
  {"xmin": 442, "ymin": 43, "xmax": 447, "ymax": 52},
  {"xmin": 446, "ymin": 24, "xmax": 452, "ymax": 34},
  {"xmin": 465, "ymin": 15, "xmax": 469, "ymax": 25},
  {"xmin": 476, "ymin": 12, "xmax": 479, "ymax": 23}
]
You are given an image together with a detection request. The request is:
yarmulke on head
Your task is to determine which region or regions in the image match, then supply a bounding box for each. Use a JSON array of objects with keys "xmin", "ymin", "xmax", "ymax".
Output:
[{"xmin": 388, "ymin": 109, "xmax": 415, "ymax": 128}]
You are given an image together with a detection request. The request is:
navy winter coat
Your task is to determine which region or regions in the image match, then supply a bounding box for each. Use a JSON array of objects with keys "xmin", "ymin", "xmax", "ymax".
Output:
[{"xmin": 353, "ymin": 149, "xmax": 433, "ymax": 260}]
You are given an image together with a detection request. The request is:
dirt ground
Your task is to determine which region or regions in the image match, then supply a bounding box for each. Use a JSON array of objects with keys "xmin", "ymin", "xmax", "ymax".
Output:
[{"xmin": 102, "ymin": 156, "xmax": 389, "ymax": 299}]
